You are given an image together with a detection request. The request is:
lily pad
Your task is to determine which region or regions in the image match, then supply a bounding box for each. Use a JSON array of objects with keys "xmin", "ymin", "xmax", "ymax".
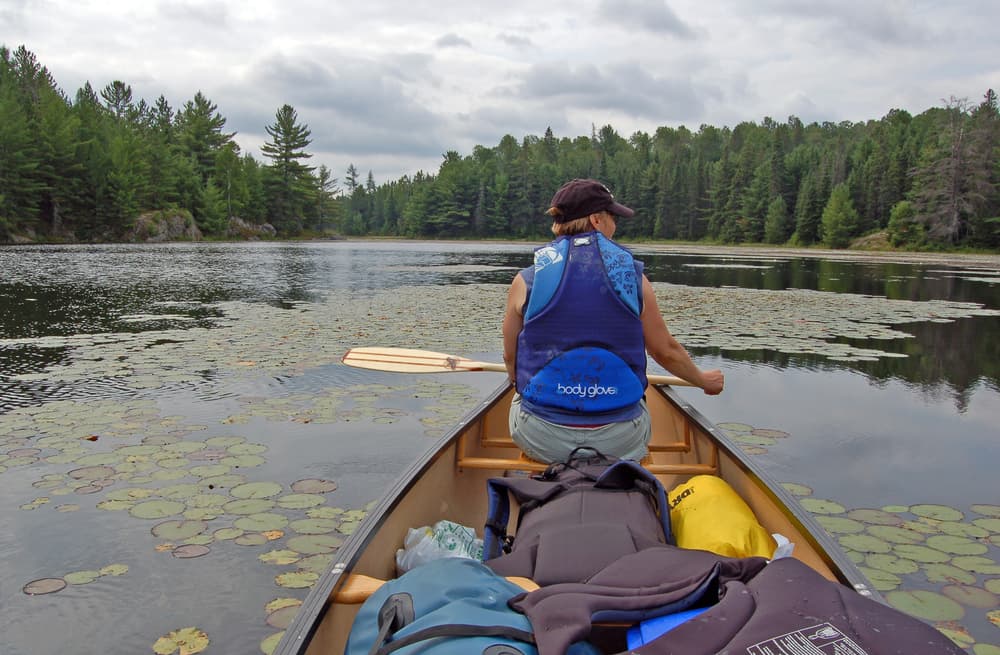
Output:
[
  {"xmin": 130, "ymin": 499, "xmax": 185, "ymax": 519},
  {"xmin": 23, "ymin": 577, "xmax": 67, "ymax": 595},
  {"xmin": 286, "ymin": 534, "xmax": 344, "ymax": 555},
  {"xmin": 99, "ymin": 564, "xmax": 129, "ymax": 576},
  {"xmin": 266, "ymin": 604, "xmax": 301, "ymax": 629},
  {"xmin": 923, "ymin": 563, "xmax": 977, "ymax": 585},
  {"xmin": 297, "ymin": 553, "xmax": 335, "ymax": 574},
  {"xmin": 941, "ymin": 584, "xmax": 999, "ymax": 608},
  {"xmin": 847, "ymin": 508, "xmax": 903, "ymax": 526},
  {"xmin": 65, "ymin": 570, "xmax": 102, "ymax": 584},
  {"xmin": 275, "ymin": 570, "xmax": 319, "ymax": 589},
  {"xmin": 866, "ymin": 525, "xmax": 924, "ymax": 544},
  {"xmin": 800, "ymin": 498, "xmax": 846, "ymax": 515},
  {"xmin": 231, "ymin": 481, "xmax": 283, "ymax": 499},
  {"xmin": 152, "ymin": 520, "xmax": 208, "ymax": 541},
  {"xmin": 152, "ymin": 626, "xmax": 210, "ymax": 655},
  {"xmin": 276, "ymin": 493, "xmax": 326, "ymax": 510},
  {"xmin": 972, "ymin": 517, "xmax": 1000, "ymax": 533},
  {"xmin": 260, "ymin": 631, "xmax": 284, "ymax": 655},
  {"xmin": 68, "ymin": 465, "xmax": 116, "ymax": 480},
  {"xmin": 781, "ymin": 482, "xmax": 813, "ymax": 496},
  {"xmin": 911, "ymin": 504, "xmax": 964, "ymax": 521},
  {"xmin": 291, "ymin": 478, "xmax": 338, "ymax": 494},
  {"xmin": 856, "ymin": 566, "xmax": 901, "ymax": 592},
  {"xmin": 865, "ymin": 553, "xmax": 919, "ymax": 575},
  {"xmin": 259, "ymin": 549, "xmax": 301, "ymax": 566},
  {"xmin": 223, "ymin": 498, "xmax": 275, "ymax": 515},
  {"xmin": 893, "ymin": 544, "xmax": 951, "ymax": 563},
  {"xmin": 234, "ymin": 533, "xmax": 269, "ymax": 546},
  {"xmin": 885, "ymin": 589, "xmax": 965, "ymax": 621},
  {"xmin": 952, "ymin": 556, "xmax": 1000, "ymax": 574},
  {"xmin": 289, "ymin": 518, "xmax": 338, "ymax": 535},
  {"xmin": 814, "ymin": 516, "xmax": 865, "ymax": 534},
  {"xmin": 213, "ymin": 527, "xmax": 245, "ymax": 541},
  {"xmin": 936, "ymin": 520, "xmax": 990, "ymax": 539},
  {"xmin": 234, "ymin": 512, "xmax": 289, "ymax": 532},
  {"xmin": 839, "ymin": 534, "xmax": 891, "ymax": 554},
  {"xmin": 172, "ymin": 544, "xmax": 211, "ymax": 559},
  {"xmin": 926, "ymin": 535, "xmax": 989, "ymax": 556}
]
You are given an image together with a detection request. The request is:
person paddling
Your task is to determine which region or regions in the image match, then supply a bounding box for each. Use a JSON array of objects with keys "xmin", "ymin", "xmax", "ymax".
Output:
[{"xmin": 502, "ymin": 178, "xmax": 724, "ymax": 463}]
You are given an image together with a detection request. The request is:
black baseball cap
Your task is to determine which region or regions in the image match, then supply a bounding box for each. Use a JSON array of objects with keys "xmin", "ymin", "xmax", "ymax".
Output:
[{"xmin": 547, "ymin": 178, "xmax": 635, "ymax": 223}]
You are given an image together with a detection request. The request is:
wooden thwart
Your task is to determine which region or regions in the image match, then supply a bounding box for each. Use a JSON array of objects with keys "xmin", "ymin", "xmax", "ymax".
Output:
[{"xmin": 334, "ymin": 573, "xmax": 539, "ymax": 604}]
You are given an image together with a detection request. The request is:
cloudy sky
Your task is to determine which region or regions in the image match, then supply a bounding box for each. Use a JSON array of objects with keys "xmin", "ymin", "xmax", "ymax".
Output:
[{"xmin": 4, "ymin": 0, "xmax": 997, "ymax": 184}]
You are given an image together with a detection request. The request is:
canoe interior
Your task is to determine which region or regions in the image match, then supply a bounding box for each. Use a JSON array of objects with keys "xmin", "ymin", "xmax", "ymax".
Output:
[{"xmin": 277, "ymin": 382, "xmax": 872, "ymax": 655}]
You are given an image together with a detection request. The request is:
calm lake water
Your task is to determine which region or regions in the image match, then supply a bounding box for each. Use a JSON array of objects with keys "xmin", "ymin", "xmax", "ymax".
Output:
[{"xmin": 1, "ymin": 241, "xmax": 998, "ymax": 654}]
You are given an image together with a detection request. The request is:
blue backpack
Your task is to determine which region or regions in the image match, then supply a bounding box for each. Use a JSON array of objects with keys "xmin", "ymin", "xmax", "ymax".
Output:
[{"xmin": 345, "ymin": 558, "xmax": 599, "ymax": 655}]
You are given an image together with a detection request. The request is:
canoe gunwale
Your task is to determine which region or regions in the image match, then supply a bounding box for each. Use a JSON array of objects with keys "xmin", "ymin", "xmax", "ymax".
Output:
[{"xmin": 274, "ymin": 381, "xmax": 879, "ymax": 655}]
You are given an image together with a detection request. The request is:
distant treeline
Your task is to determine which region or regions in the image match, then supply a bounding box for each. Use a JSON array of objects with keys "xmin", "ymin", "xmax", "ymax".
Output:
[{"xmin": 2, "ymin": 44, "xmax": 998, "ymax": 250}]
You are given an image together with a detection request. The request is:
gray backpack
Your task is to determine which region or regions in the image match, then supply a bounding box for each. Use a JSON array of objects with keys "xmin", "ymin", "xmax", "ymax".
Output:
[{"xmin": 482, "ymin": 448, "xmax": 673, "ymax": 585}]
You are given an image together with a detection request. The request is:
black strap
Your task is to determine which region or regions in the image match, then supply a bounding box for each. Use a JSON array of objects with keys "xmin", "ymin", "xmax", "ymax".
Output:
[{"xmin": 375, "ymin": 624, "xmax": 536, "ymax": 655}]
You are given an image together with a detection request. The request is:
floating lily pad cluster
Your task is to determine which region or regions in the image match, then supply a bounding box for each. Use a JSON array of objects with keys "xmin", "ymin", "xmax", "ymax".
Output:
[
  {"xmin": 652, "ymin": 283, "xmax": 1000, "ymax": 362},
  {"xmin": 719, "ymin": 421, "xmax": 1000, "ymax": 652},
  {"xmin": 23, "ymin": 563, "xmax": 128, "ymax": 595},
  {"xmin": 222, "ymin": 381, "xmax": 480, "ymax": 437},
  {"xmin": 781, "ymin": 483, "xmax": 1000, "ymax": 651},
  {"xmin": 2, "ymin": 376, "xmax": 474, "ymax": 654},
  {"xmin": 9, "ymin": 282, "xmax": 996, "ymax": 399},
  {"xmin": 716, "ymin": 422, "xmax": 789, "ymax": 456}
]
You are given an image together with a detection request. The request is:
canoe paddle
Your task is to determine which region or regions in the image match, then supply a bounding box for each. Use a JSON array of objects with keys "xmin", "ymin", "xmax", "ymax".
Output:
[{"xmin": 341, "ymin": 347, "xmax": 694, "ymax": 387}]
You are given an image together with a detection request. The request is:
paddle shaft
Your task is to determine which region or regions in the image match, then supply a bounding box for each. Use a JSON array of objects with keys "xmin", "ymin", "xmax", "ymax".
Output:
[{"xmin": 342, "ymin": 347, "xmax": 694, "ymax": 387}]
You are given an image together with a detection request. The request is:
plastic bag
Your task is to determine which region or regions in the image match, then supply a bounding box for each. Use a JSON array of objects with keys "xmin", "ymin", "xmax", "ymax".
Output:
[{"xmin": 395, "ymin": 520, "xmax": 484, "ymax": 574}]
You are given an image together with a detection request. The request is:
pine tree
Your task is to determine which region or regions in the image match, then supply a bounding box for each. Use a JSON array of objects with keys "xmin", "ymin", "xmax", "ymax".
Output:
[
  {"xmin": 821, "ymin": 183, "xmax": 860, "ymax": 248},
  {"xmin": 763, "ymin": 195, "xmax": 790, "ymax": 244},
  {"xmin": 175, "ymin": 91, "xmax": 234, "ymax": 184},
  {"xmin": 908, "ymin": 96, "xmax": 994, "ymax": 244},
  {"xmin": 261, "ymin": 104, "xmax": 315, "ymax": 233}
]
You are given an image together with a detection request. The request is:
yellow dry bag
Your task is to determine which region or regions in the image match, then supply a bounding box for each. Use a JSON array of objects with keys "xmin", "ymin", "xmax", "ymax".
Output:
[{"xmin": 667, "ymin": 475, "xmax": 777, "ymax": 558}]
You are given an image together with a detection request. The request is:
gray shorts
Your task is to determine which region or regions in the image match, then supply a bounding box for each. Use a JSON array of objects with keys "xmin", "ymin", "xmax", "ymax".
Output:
[{"xmin": 508, "ymin": 393, "xmax": 651, "ymax": 464}]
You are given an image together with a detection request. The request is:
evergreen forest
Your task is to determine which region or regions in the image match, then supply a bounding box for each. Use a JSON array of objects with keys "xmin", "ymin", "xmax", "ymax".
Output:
[{"xmin": 2, "ymin": 44, "xmax": 998, "ymax": 250}]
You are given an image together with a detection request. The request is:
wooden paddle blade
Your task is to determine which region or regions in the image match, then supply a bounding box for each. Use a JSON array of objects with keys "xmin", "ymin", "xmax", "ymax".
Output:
[{"xmin": 342, "ymin": 347, "xmax": 507, "ymax": 374}]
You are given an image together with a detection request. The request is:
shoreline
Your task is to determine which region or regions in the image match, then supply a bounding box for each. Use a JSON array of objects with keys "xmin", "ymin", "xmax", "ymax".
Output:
[
  {"xmin": 6, "ymin": 235, "xmax": 1000, "ymax": 268},
  {"xmin": 343, "ymin": 236, "xmax": 1000, "ymax": 268}
]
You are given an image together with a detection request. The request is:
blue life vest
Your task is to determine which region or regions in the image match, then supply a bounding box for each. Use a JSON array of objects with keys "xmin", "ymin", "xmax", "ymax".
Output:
[{"xmin": 516, "ymin": 232, "xmax": 647, "ymax": 425}]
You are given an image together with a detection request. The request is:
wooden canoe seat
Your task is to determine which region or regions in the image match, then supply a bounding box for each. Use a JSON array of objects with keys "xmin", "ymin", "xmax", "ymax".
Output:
[{"xmin": 457, "ymin": 434, "xmax": 718, "ymax": 476}]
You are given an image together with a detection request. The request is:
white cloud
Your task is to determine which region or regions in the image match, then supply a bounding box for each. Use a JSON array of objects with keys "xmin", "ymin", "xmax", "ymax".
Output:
[{"xmin": 5, "ymin": 0, "xmax": 997, "ymax": 182}]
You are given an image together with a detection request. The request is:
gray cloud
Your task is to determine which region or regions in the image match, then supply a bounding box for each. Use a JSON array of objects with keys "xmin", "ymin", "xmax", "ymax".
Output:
[
  {"xmin": 435, "ymin": 33, "xmax": 472, "ymax": 48},
  {"xmin": 512, "ymin": 60, "xmax": 710, "ymax": 122},
  {"xmin": 596, "ymin": 0, "xmax": 695, "ymax": 37},
  {"xmin": 497, "ymin": 32, "xmax": 534, "ymax": 49}
]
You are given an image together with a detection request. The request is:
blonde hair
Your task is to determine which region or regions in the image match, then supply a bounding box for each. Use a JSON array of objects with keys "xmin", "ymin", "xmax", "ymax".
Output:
[
  {"xmin": 545, "ymin": 207, "xmax": 601, "ymax": 237},
  {"xmin": 547, "ymin": 208, "xmax": 610, "ymax": 236}
]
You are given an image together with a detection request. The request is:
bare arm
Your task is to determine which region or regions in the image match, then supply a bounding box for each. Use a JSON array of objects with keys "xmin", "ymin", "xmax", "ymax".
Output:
[
  {"xmin": 640, "ymin": 276, "xmax": 724, "ymax": 395},
  {"xmin": 502, "ymin": 274, "xmax": 527, "ymax": 383}
]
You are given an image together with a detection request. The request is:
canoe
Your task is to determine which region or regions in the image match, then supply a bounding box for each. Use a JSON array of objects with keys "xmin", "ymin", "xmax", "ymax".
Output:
[{"xmin": 273, "ymin": 381, "xmax": 875, "ymax": 655}]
